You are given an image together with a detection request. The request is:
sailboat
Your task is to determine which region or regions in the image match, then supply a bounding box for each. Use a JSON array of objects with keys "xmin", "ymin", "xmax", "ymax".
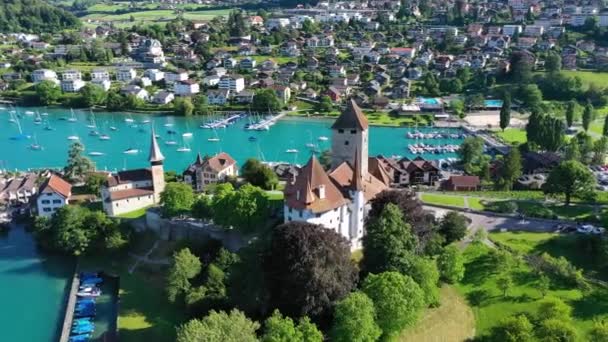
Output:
[
  {"xmin": 10, "ymin": 114, "xmax": 30, "ymax": 140},
  {"xmin": 67, "ymin": 135, "xmax": 80, "ymax": 141},
  {"xmin": 44, "ymin": 118, "xmax": 55, "ymax": 131},
  {"xmin": 318, "ymin": 136, "xmax": 329, "ymax": 141},
  {"xmin": 33, "ymin": 111, "xmax": 42, "ymax": 125},
  {"xmin": 67, "ymin": 108, "xmax": 77, "ymax": 122},
  {"xmin": 182, "ymin": 123, "xmax": 193, "ymax": 138},
  {"xmin": 207, "ymin": 129, "xmax": 220, "ymax": 142},
  {"xmin": 305, "ymin": 131, "xmax": 315, "ymax": 149},
  {"xmin": 99, "ymin": 122, "xmax": 110, "ymax": 140},
  {"xmin": 123, "ymin": 147, "xmax": 139, "ymax": 154},
  {"xmin": 24, "ymin": 110, "xmax": 34, "ymax": 116},
  {"xmin": 124, "ymin": 113, "xmax": 134, "ymax": 123},
  {"xmin": 89, "ymin": 151, "xmax": 105, "ymax": 156},
  {"xmin": 176, "ymin": 138, "xmax": 191, "ymax": 152},
  {"xmin": 29, "ymin": 135, "xmax": 43, "ymax": 150},
  {"xmin": 8, "ymin": 110, "xmax": 16, "ymax": 123}
]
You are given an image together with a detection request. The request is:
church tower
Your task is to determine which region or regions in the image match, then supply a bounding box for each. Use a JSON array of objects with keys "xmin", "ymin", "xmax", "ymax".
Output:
[
  {"xmin": 331, "ymin": 99, "xmax": 369, "ymax": 176},
  {"xmin": 149, "ymin": 126, "xmax": 165, "ymax": 203}
]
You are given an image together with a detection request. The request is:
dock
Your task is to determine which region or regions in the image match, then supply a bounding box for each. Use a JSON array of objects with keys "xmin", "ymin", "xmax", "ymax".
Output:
[
  {"xmin": 246, "ymin": 112, "xmax": 287, "ymax": 131},
  {"xmin": 201, "ymin": 114, "xmax": 242, "ymax": 129},
  {"xmin": 59, "ymin": 266, "xmax": 80, "ymax": 342}
]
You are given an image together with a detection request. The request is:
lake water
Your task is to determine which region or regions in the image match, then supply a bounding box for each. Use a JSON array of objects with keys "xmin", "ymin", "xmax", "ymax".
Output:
[
  {"xmin": 0, "ymin": 107, "xmax": 464, "ymax": 172},
  {"xmin": 0, "ymin": 225, "xmax": 73, "ymax": 341}
]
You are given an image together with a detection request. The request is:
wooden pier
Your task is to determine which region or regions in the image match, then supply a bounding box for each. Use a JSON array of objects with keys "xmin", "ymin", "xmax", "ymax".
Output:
[
  {"xmin": 247, "ymin": 112, "xmax": 287, "ymax": 131},
  {"xmin": 59, "ymin": 267, "xmax": 80, "ymax": 342}
]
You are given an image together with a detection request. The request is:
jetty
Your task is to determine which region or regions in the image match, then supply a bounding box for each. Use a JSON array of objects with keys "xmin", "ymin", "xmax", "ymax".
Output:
[
  {"xmin": 201, "ymin": 114, "xmax": 242, "ymax": 129},
  {"xmin": 246, "ymin": 112, "xmax": 286, "ymax": 131},
  {"xmin": 59, "ymin": 266, "xmax": 80, "ymax": 342}
]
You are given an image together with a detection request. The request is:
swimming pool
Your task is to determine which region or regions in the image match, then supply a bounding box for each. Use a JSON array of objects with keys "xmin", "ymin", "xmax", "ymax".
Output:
[
  {"xmin": 484, "ymin": 99, "xmax": 503, "ymax": 108},
  {"xmin": 418, "ymin": 97, "xmax": 442, "ymax": 106}
]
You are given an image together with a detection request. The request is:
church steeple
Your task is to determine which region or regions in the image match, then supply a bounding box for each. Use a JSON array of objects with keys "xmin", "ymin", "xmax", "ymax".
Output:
[
  {"xmin": 330, "ymin": 98, "xmax": 369, "ymax": 175},
  {"xmin": 352, "ymin": 148, "xmax": 363, "ymax": 191},
  {"xmin": 148, "ymin": 126, "xmax": 164, "ymax": 164}
]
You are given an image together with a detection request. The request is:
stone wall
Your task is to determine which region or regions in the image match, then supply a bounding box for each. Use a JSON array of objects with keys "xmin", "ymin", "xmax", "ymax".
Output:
[{"xmin": 144, "ymin": 209, "xmax": 246, "ymax": 252}]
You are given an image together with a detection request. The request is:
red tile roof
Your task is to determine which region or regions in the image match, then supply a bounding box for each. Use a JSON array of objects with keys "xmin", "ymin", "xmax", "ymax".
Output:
[
  {"xmin": 108, "ymin": 188, "xmax": 154, "ymax": 201},
  {"xmin": 331, "ymin": 98, "xmax": 369, "ymax": 130},
  {"xmin": 40, "ymin": 175, "xmax": 72, "ymax": 198}
]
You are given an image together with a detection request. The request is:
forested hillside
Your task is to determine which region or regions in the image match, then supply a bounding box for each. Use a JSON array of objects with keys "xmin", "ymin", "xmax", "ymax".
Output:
[{"xmin": 0, "ymin": 0, "xmax": 81, "ymax": 33}]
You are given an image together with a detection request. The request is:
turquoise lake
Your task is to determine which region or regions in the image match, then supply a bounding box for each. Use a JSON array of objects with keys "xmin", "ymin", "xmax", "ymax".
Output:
[
  {"xmin": 0, "ymin": 107, "xmax": 464, "ymax": 172},
  {"xmin": 0, "ymin": 225, "xmax": 73, "ymax": 341}
]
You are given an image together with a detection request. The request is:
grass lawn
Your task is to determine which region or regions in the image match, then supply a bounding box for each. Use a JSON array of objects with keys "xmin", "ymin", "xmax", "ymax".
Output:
[
  {"xmin": 454, "ymin": 242, "xmax": 607, "ymax": 338},
  {"xmin": 467, "ymin": 197, "xmax": 486, "ymax": 210},
  {"xmin": 399, "ymin": 286, "xmax": 475, "ymax": 342},
  {"xmin": 264, "ymin": 190, "xmax": 284, "ymax": 201},
  {"xmin": 420, "ymin": 193, "xmax": 466, "ymax": 207},
  {"xmin": 117, "ymin": 207, "xmax": 150, "ymax": 219},
  {"xmin": 494, "ymin": 128, "xmax": 527, "ymax": 145},
  {"xmin": 590, "ymin": 118, "xmax": 604, "ymax": 136},
  {"xmin": 562, "ymin": 70, "xmax": 608, "ymax": 89},
  {"xmin": 83, "ymin": 8, "xmax": 229, "ymax": 25},
  {"xmin": 489, "ymin": 231, "xmax": 607, "ymax": 281},
  {"xmin": 80, "ymin": 253, "xmax": 185, "ymax": 342}
]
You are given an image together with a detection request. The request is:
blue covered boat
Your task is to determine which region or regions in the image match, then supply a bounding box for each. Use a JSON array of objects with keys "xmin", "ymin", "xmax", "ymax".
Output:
[
  {"xmin": 69, "ymin": 333, "xmax": 91, "ymax": 342},
  {"xmin": 80, "ymin": 277, "xmax": 103, "ymax": 285}
]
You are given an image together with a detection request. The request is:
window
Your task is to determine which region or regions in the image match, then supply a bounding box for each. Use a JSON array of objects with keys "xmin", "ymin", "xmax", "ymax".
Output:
[
  {"xmin": 41, "ymin": 200, "xmax": 50, "ymax": 204},
  {"xmin": 52, "ymin": 200, "xmax": 61, "ymax": 204},
  {"xmin": 338, "ymin": 129, "xmax": 344, "ymax": 133},
  {"xmin": 344, "ymin": 141, "xmax": 349, "ymax": 145},
  {"xmin": 350, "ymin": 130, "xmax": 356, "ymax": 134},
  {"xmin": 43, "ymin": 208, "xmax": 51, "ymax": 212},
  {"xmin": 316, "ymin": 213, "xmax": 320, "ymax": 218}
]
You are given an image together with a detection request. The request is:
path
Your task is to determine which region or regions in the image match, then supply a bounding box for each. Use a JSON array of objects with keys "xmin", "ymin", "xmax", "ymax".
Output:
[{"xmin": 128, "ymin": 241, "xmax": 169, "ymax": 274}]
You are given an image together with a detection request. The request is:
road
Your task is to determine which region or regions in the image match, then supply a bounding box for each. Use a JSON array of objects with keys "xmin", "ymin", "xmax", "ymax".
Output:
[{"xmin": 424, "ymin": 205, "xmax": 559, "ymax": 233}]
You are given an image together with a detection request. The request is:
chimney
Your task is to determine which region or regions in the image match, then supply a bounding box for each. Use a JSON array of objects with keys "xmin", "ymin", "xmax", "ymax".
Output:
[
  {"xmin": 317, "ymin": 185, "xmax": 326, "ymax": 199},
  {"xmin": 296, "ymin": 190, "xmax": 300, "ymax": 201}
]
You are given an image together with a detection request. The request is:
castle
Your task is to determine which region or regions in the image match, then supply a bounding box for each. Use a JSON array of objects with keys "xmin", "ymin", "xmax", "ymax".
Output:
[
  {"xmin": 101, "ymin": 128, "xmax": 165, "ymax": 216},
  {"xmin": 283, "ymin": 99, "xmax": 390, "ymax": 249}
]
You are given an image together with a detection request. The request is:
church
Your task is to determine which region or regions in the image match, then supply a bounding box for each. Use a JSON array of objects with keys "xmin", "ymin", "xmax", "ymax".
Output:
[
  {"xmin": 283, "ymin": 99, "xmax": 391, "ymax": 249},
  {"xmin": 101, "ymin": 128, "xmax": 166, "ymax": 216}
]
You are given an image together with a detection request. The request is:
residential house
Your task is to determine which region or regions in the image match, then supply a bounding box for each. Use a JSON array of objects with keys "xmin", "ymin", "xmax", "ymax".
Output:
[
  {"xmin": 390, "ymin": 47, "xmax": 417, "ymax": 59},
  {"xmin": 377, "ymin": 156, "xmax": 439, "ymax": 186},
  {"xmin": 152, "ymin": 91, "xmax": 174, "ymax": 105},
  {"xmin": 61, "ymin": 70, "xmax": 82, "ymax": 81},
  {"xmin": 207, "ymin": 89, "xmax": 230, "ymax": 105},
  {"xmin": 121, "ymin": 85, "xmax": 149, "ymax": 100},
  {"xmin": 442, "ymin": 176, "xmax": 480, "ymax": 191},
  {"xmin": 144, "ymin": 69, "xmax": 165, "ymax": 82},
  {"xmin": 116, "ymin": 67, "xmax": 137, "ymax": 82},
  {"xmin": 91, "ymin": 68, "xmax": 110, "ymax": 81},
  {"xmin": 240, "ymin": 57, "xmax": 257, "ymax": 70},
  {"xmin": 183, "ymin": 152, "xmax": 238, "ymax": 191},
  {"xmin": 174, "ymin": 80, "xmax": 200, "ymax": 96},
  {"xmin": 91, "ymin": 79, "xmax": 111, "ymax": 91},
  {"xmin": 36, "ymin": 174, "xmax": 72, "ymax": 218},
  {"xmin": 272, "ymin": 85, "xmax": 291, "ymax": 103},
  {"xmin": 234, "ymin": 90, "xmax": 254, "ymax": 103},
  {"xmin": 218, "ymin": 75, "xmax": 245, "ymax": 92},
  {"xmin": 31, "ymin": 69, "xmax": 58, "ymax": 84},
  {"xmin": 61, "ymin": 79, "xmax": 86, "ymax": 93},
  {"xmin": 165, "ymin": 70, "xmax": 189, "ymax": 84}
]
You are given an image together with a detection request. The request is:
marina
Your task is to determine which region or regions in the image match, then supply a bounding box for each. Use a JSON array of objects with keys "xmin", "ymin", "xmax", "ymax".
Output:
[{"xmin": 0, "ymin": 107, "xmax": 466, "ymax": 172}]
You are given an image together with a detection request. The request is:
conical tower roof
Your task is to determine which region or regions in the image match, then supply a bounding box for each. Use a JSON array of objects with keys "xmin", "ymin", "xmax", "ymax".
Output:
[
  {"xmin": 331, "ymin": 98, "xmax": 368, "ymax": 130},
  {"xmin": 148, "ymin": 126, "xmax": 164, "ymax": 163}
]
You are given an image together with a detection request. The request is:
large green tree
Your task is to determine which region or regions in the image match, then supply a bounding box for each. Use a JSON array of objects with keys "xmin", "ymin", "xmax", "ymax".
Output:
[
  {"xmin": 490, "ymin": 314, "xmax": 534, "ymax": 342},
  {"xmin": 253, "ymin": 88, "xmax": 282, "ymax": 112},
  {"xmin": 499, "ymin": 94, "xmax": 511, "ymax": 131},
  {"xmin": 79, "ymin": 84, "xmax": 106, "ymax": 107},
  {"xmin": 212, "ymin": 183, "xmax": 270, "ymax": 233},
  {"xmin": 241, "ymin": 158, "xmax": 279, "ymax": 190},
  {"xmin": 264, "ymin": 221, "xmax": 358, "ymax": 324},
  {"xmin": 438, "ymin": 211, "xmax": 468, "ymax": 245},
  {"xmin": 362, "ymin": 272, "xmax": 425, "ymax": 339},
  {"xmin": 583, "ymin": 102, "xmax": 594, "ymax": 132},
  {"xmin": 543, "ymin": 160, "xmax": 595, "ymax": 205},
  {"xmin": 261, "ymin": 310, "xmax": 323, "ymax": 342},
  {"xmin": 176, "ymin": 309, "xmax": 259, "ymax": 342},
  {"xmin": 537, "ymin": 319, "xmax": 577, "ymax": 342},
  {"xmin": 174, "ymin": 97, "xmax": 195, "ymax": 116},
  {"xmin": 437, "ymin": 245, "xmax": 465, "ymax": 283},
  {"xmin": 160, "ymin": 182, "xmax": 195, "ymax": 218},
  {"xmin": 496, "ymin": 148, "xmax": 523, "ymax": 190},
  {"xmin": 566, "ymin": 100, "xmax": 576, "ymax": 128},
  {"xmin": 330, "ymin": 292, "xmax": 382, "ymax": 342},
  {"xmin": 362, "ymin": 203, "xmax": 417, "ymax": 275},
  {"xmin": 167, "ymin": 248, "xmax": 202, "ymax": 303},
  {"xmin": 36, "ymin": 80, "xmax": 61, "ymax": 105},
  {"xmin": 64, "ymin": 141, "xmax": 94, "ymax": 181}
]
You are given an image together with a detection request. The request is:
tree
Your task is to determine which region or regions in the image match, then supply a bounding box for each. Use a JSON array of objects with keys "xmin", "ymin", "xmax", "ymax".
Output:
[
  {"xmin": 519, "ymin": 84, "xmax": 543, "ymax": 110},
  {"xmin": 496, "ymin": 272, "xmax": 513, "ymax": 297},
  {"xmin": 362, "ymin": 203, "xmax": 417, "ymax": 275},
  {"xmin": 160, "ymin": 182, "xmax": 195, "ymax": 218},
  {"xmin": 437, "ymin": 245, "xmax": 465, "ymax": 283},
  {"xmin": 362, "ymin": 272, "xmax": 425, "ymax": 338},
  {"xmin": 438, "ymin": 211, "xmax": 468, "ymax": 244},
  {"xmin": 603, "ymin": 115, "xmax": 608, "ymax": 137},
  {"xmin": 589, "ymin": 319, "xmax": 608, "ymax": 341},
  {"xmin": 105, "ymin": 90, "xmax": 126, "ymax": 110},
  {"xmin": 543, "ymin": 160, "xmax": 595, "ymax": 205},
  {"xmin": 193, "ymin": 95, "xmax": 209, "ymax": 116},
  {"xmin": 565, "ymin": 138, "xmax": 581, "ymax": 162},
  {"xmin": 511, "ymin": 51, "xmax": 533, "ymax": 83},
  {"xmin": 450, "ymin": 99, "xmax": 465, "ymax": 118},
  {"xmin": 583, "ymin": 102, "xmax": 594, "ymax": 132},
  {"xmin": 85, "ymin": 173, "xmax": 106, "ymax": 196},
  {"xmin": 593, "ymin": 137, "xmax": 608, "ymax": 165},
  {"xmin": 264, "ymin": 222, "xmax": 358, "ymax": 324},
  {"xmin": 253, "ymin": 88, "xmax": 282, "ymax": 112},
  {"xmin": 539, "ymin": 274, "xmax": 551, "ymax": 298},
  {"xmin": 167, "ymin": 248, "xmax": 201, "ymax": 303},
  {"xmin": 566, "ymin": 100, "xmax": 576, "ymax": 128},
  {"xmin": 36, "ymin": 80, "xmax": 61, "ymax": 105},
  {"xmin": 330, "ymin": 292, "xmax": 382, "ymax": 342},
  {"xmin": 407, "ymin": 257, "xmax": 441, "ymax": 307},
  {"xmin": 174, "ymin": 97, "xmax": 194, "ymax": 116},
  {"xmin": 316, "ymin": 95, "xmax": 333, "ymax": 113},
  {"xmin": 545, "ymin": 52, "xmax": 562, "ymax": 73},
  {"xmin": 490, "ymin": 314, "xmax": 534, "ymax": 342},
  {"xmin": 537, "ymin": 319, "xmax": 577, "ymax": 342},
  {"xmin": 212, "ymin": 183, "xmax": 271, "ymax": 233},
  {"xmin": 457, "ymin": 136, "xmax": 490, "ymax": 176},
  {"xmin": 241, "ymin": 158, "xmax": 278, "ymax": 190},
  {"xmin": 499, "ymin": 95, "xmax": 512, "ymax": 132},
  {"xmin": 525, "ymin": 112, "xmax": 565, "ymax": 151},
  {"xmin": 537, "ymin": 297, "xmax": 572, "ymax": 321},
  {"xmin": 48, "ymin": 205, "xmax": 94, "ymax": 255},
  {"xmin": 79, "ymin": 84, "xmax": 106, "ymax": 107},
  {"xmin": 497, "ymin": 148, "xmax": 523, "ymax": 190},
  {"xmin": 64, "ymin": 141, "xmax": 94, "ymax": 181},
  {"xmin": 319, "ymin": 150, "xmax": 332, "ymax": 170},
  {"xmin": 261, "ymin": 310, "xmax": 323, "ymax": 342},
  {"xmin": 176, "ymin": 309, "xmax": 259, "ymax": 342}
]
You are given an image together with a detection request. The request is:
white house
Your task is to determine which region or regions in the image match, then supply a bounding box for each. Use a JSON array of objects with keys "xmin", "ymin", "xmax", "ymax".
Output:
[
  {"xmin": 91, "ymin": 79, "xmax": 111, "ymax": 91},
  {"xmin": 207, "ymin": 89, "xmax": 230, "ymax": 105},
  {"xmin": 182, "ymin": 152, "xmax": 238, "ymax": 191},
  {"xmin": 203, "ymin": 75, "xmax": 221, "ymax": 86},
  {"xmin": 175, "ymin": 80, "xmax": 200, "ymax": 96},
  {"xmin": 218, "ymin": 75, "xmax": 245, "ymax": 92},
  {"xmin": 144, "ymin": 69, "xmax": 165, "ymax": 82},
  {"xmin": 32, "ymin": 69, "xmax": 58, "ymax": 84},
  {"xmin": 62, "ymin": 70, "xmax": 82, "ymax": 81},
  {"xmin": 152, "ymin": 91, "xmax": 174, "ymax": 104},
  {"xmin": 91, "ymin": 68, "xmax": 110, "ymax": 81},
  {"xmin": 61, "ymin": 79, "xmax": 86, "ymax": 93},
  {"xmin": 116, "ymin": 67, "xmax": 137, "ymax": 82},
  {"xmin": 36, "ymin": 174, "xmax": 71, "ymax": 218},
  {"xmin": 502, "ymin": 25, "xmax": 523, "ymax": 36},
  {"xmin": 121, "ymin": 85, "xmax": 149, "ymax": 100},
  {"xmin": 165, "ymin": 70, "xmax": 189, "ymax": 84}
]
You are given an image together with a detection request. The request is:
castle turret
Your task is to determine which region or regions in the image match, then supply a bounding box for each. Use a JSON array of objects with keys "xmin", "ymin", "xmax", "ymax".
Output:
[
  {"xmin": 331, "ymin": 99, "xmax": 369, "ymax": 176},
  {"xmin": 149, "ymin": 126, "xmax": 165, "ymax": 202}
]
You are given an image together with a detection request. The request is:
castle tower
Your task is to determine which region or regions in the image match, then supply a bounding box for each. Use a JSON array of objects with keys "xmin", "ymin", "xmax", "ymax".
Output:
[
  {"xmin": 349, "ymin": 149, "xmax": 365, "ymax": 248},
  {"xmin": 331, "ymin": 99, "xmax": 369, "ymax": 176},
  {"xmin": 149, "ymin": 126, "xmax": 165, "ymax": 203}
]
